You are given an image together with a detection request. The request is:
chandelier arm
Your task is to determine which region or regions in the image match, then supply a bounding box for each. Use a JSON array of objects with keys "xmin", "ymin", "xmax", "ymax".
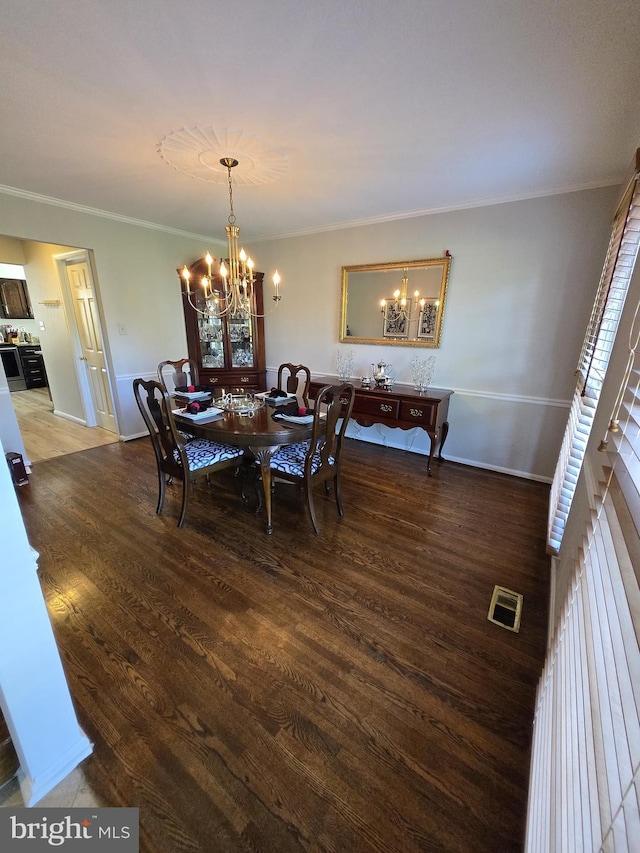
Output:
[
  {"xmin": 188, "ymin": 285, "xmax": 281, "ymax": 320},
  {"xmin": 236, "ymin": 301, "xmax": 282, "ymax": 320},
  {"xmin": 186, "ymin": 291, "xmax": 232, "ymax": 318}
]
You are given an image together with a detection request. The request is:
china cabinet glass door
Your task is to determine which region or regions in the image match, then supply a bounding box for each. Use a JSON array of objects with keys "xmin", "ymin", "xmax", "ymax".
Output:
[
  {"xmin": 228, "ymin": 316, "xmax": 255, "ymax": 368},
  {"xmin": 193, "ymin": 290, "xmax": 256, "ymax": 371},
  {"xmin": 197, "ymin": 313, "xmax": 226, "ymax": 368}
]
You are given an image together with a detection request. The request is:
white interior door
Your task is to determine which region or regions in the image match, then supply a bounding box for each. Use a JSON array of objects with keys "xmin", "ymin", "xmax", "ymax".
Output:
[{"xmin": 66, "ymin": 259, "xmax": 116, "ymax": 432}]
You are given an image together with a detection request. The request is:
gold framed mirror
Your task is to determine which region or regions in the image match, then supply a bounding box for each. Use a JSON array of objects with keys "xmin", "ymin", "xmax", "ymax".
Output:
[{"xmin": 340, "ymin": 256, "xmax": 451, "ymax": 347}]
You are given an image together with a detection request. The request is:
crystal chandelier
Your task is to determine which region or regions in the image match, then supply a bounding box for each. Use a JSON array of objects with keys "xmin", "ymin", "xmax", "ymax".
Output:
[{"xmin": 181, "ymin": 157, "xmax": 280, "ymax": 320}]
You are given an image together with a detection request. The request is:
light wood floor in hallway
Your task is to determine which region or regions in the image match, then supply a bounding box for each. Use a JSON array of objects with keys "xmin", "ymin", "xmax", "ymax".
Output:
[{"xmin": 10, "ymin": 387, "xmax": 119, "ymax": 463}]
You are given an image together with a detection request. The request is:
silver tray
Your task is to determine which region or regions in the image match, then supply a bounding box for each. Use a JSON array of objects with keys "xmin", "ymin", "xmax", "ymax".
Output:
[{"xmin": 220, "ymin": 394, "xmax": 265, "ymax": 416}]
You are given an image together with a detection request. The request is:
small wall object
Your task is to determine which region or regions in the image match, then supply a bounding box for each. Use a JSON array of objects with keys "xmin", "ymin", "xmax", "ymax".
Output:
[
  {"xmin": 5, "ymin": 452, "xmax": 29, "ymax": 487},
  {"xmin": 487, "ymin": 585, "xmax": 523, "ymax": 632}
]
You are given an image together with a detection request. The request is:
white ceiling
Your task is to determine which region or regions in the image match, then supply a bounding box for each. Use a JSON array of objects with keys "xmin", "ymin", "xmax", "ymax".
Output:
[{"xmin": 1, "ymin": 0, "xmax": 640, "ymax": 242}]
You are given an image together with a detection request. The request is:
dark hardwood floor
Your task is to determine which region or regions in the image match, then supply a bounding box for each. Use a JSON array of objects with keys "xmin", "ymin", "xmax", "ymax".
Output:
[{"xmin": 17, "ymin": 437, "xmax": 550, "ymax": 852}]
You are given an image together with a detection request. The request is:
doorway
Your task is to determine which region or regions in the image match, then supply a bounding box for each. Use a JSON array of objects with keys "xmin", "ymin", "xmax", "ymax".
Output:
[
  {"xmin": 56, "ymin": 251, "xmax": 117, "ymax": 433},
  {"xmin": 1, "ymin": 239, "xmax": 119, "ymax": 464}
]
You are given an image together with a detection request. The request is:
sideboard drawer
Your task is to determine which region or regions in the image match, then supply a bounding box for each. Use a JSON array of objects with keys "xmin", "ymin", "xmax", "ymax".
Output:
[
  {"xmin": 399, "ymin": 400, "xmax": 437, "ymax": 427},
  {"xmin": 354, "ymin": 394, "xmax": 400, "ymax": 419},
  {"xmin": 309, "ymin": 376, "xmax": 453, "ymax": 476}
]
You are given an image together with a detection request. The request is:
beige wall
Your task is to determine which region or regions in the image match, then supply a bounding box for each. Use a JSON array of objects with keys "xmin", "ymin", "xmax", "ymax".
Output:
[
  {"xmin": 0, "ymin": 185, "xmax": 617, "ymax": 477},
  {"xmin": 255, "ymin": 187, "xmax": 618, "ymax": 478},
  {"xmin": 0, "ymin": 235, "xmax": 26, "ymax": 265},
  {"xmin": 0, "ymin": 193, "xmax": 213, "ymax": 436},
  {"xmin": 21, "ymin": 241, "xmax": 88, "ymax": 422}
]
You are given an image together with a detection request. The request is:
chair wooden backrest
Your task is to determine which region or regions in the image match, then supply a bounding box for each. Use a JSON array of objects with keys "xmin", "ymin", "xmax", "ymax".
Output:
[
  {"xmin": 269, "ymin": 381, "xmax": 356, "ymax": 534},
  {"xmin": 157, "ymin": 358, "xmax": 199, "ymax": 393},
  {"xmin": 277, "ymin": 362, "xmax": 311, "ymax": 406},
  {"xmin": 133, "ymin": 377, "xmax": 244, "ymax": 527},
  {"xmin": 134, "ymin": 378, "xmax": 190, "ymax": 484},
  {"xmin": 308, "ymin": 382, "xmax": 356, "ymax": 482}
]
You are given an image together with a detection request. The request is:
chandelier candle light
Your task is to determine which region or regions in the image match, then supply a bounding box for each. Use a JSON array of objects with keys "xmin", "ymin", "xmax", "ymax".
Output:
[
  {"xmin": 380, "ymin": 267, "xmax": 426, "ymax": 320},
  {"xmin": 181, "ymin": 157, "xmax": 281, "ymax": 320}
]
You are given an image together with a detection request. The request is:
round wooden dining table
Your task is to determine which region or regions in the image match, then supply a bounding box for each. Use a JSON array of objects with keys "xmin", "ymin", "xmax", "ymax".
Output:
[{"xmin": 174, "ymin": 403, "xmax": 312, "ymax": 534}]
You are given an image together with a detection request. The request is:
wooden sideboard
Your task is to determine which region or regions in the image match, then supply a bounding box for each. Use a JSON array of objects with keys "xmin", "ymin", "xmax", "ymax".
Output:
[{"xmin": 309, "ymin": 377, "xmax": 453, "ymax": 476}]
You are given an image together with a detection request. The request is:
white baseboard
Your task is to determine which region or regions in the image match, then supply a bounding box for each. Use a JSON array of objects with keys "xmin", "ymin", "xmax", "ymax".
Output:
[
  {"xmin": 347, "ymin": 431, "xmax": 552, "ymax": 483},
  {"xmin": 51, "ymin": 409, "xmax": 87, "ymax": 426},
  {"xmin": 122, "ymin": 430, "xmax": 148, "ymax": 442},
  {"xmin": 17, "ymin": 732, "xmax": 93, "ymax": 806}
]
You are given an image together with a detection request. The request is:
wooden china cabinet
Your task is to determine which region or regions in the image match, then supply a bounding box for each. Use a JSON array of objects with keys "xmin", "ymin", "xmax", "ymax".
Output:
[{"xmin": 178, "ymin": 257, "xmax": 267, "ymax": 392}]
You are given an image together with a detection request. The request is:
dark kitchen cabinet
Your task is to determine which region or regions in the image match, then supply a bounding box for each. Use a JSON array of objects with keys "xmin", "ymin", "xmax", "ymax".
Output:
[
  {"xmin": 0, "ymin": 278, "xmax": 33, "ymax": 319},
  {"xmin": 18, "ymin": 345, "xmax": 48, "ymax": 389}
]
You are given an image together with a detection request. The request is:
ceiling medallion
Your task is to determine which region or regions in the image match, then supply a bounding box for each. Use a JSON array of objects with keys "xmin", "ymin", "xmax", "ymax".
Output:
[{"xmin": 157, "ymin": 126, "xmax": 289, "ymax": 186}]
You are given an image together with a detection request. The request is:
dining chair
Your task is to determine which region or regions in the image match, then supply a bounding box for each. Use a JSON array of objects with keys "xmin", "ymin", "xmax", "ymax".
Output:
[
  {"xmin": 157, "ymin": 358, "xmax": 199, "ymax": 393},
  {"xmin": 133, "ymin": 378, "xmax": 245, "ymax": 528},
  {"xmin": 276, "ymin": 363, "xmax": 312, "ymax": 406},
  {"xmin": 268, "ymin": 382, "xmax": 356, "ymax": 534}
]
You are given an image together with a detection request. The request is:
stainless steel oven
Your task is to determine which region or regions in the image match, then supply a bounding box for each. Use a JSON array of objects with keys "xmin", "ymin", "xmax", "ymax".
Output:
[{"xmin": 0, "ymin": 345, "xmax": 27, "ymax": 391}]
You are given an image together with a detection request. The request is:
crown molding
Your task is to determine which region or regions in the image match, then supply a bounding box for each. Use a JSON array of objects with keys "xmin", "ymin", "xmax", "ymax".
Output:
[
  {"xmin": 0, "ymin": 177, "xmax": 618, "ymax": 245},
  {"xmin": 250, "ymin": 178, "xmax": 619, "ymax": 242},
  {"xmin": 0, "ymin": 183, "xmax": 220, "ymax": 245}
]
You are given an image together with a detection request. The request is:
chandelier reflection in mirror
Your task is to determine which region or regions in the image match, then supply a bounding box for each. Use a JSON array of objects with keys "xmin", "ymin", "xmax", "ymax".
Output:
[
  {"xmin": 181, "ymin": 158, "xmax": 281, "ymax": 320},
  {"xmin": 379, "ymin": 267, "xmax": 437, "ymax": 336}
]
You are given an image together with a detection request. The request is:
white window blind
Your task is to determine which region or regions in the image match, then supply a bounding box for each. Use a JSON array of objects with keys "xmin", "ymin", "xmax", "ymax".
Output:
[
  {"xmin": 528, "ymin": 344, "xmax": 640, "ymax": 848},
  {"xmin": 526, "ymin": 483, "xmax": 640, "ymax": 852},
  {"xmin": 548, "ymin": 153, "xmax": 640, "ymax": 555},
  {"xmin": 529, "ymin": 150, "xmax": 640, "ymax": 852},
  {"xmin": 578, "ymin": 181, "xmax": 638, "ymax": 400},
  {"xmin": 608, "ymin": 316, "xmax": 640, "ymax": 549}
]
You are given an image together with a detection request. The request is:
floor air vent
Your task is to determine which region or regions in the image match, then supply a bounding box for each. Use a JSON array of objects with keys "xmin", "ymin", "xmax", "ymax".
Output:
[{"xmin": 488, "ymin": 585, "xmax": 523, "ymax": 632}]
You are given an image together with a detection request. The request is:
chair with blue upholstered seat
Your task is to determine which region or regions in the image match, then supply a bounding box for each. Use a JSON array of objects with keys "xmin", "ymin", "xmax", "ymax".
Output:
[
  {"xmin": 269, "ymin": 381, "xmax": 355, "ymax": 534},
  {"xmin": 133, "ymin": 378, "xmax": 245, "ymax": 528}
]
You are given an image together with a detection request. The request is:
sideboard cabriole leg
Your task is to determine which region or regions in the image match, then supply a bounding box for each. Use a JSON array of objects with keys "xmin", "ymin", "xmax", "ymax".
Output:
[
  {"xmin": 438, "ymin": 421, "xmax": 450, "ymax": 461},
  {"xmin": 426, "ymin": 431, "xmax": 436, "ymax": 476}
]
